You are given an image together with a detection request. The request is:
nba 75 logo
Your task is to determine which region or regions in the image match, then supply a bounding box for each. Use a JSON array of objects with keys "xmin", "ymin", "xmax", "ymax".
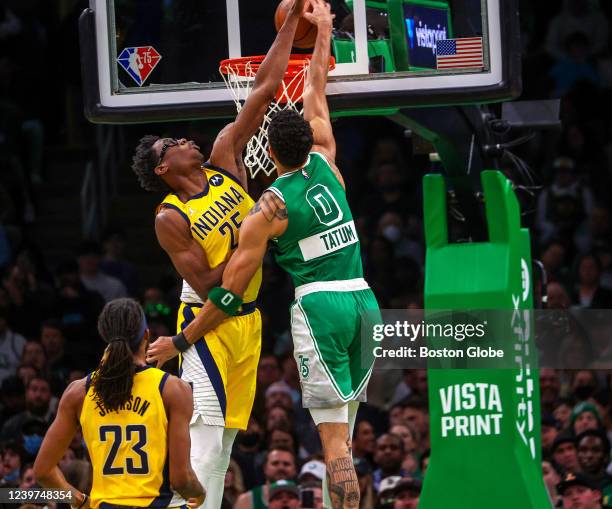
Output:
[
  {"xmin": 298, "ymin": 355, "xmax": 310, "ymax": 379},
  {"xmin": 117, "ymin": 46, "xmax": 162, "ymax": 87}
]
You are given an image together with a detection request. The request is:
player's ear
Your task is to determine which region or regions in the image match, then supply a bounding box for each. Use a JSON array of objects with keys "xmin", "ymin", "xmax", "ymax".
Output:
[{"xmin": 155, "ymin": 163, "xmax": 169, "ymax": 176}]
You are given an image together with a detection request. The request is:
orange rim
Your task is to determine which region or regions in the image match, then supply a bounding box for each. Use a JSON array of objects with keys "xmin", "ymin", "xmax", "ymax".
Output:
[{"xmin": 220, "ymin": 54, "xmax": 336, "ymax": 77}]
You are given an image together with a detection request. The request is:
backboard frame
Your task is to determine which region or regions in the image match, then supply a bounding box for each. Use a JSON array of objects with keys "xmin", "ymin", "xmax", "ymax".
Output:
[{"xmin": 80, "ymin": 0, "xmax": 521, "ymax": 124}]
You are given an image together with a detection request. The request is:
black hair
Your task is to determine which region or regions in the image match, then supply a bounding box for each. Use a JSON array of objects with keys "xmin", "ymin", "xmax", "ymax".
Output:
[
  {"xmin": 25, "ymin": 375, "xmax": 50, "ymax": 391},
  {"xmin": 92, "ymin": 298, "xmax": 147, "ymax": 412},
  {"xmin": 41, "ymin": 319, "xmax": 63, "ymax": 334},
  {"xmin": 77, "ymin": 240, "xmax": 103, "ymax": 257},
  {"xmin": 576, "ymin": 429, "xmax": 611, "ymax": 453},
  {"xmin": 131, "ymin": 134, "xmax": 170, "ymax": 193},
  {"xmin": 400, "ymin": 395, "xmax": 428, "ymax": 411},
  {"xmin": 268, "ymin": 110, "xmax": 313, "ymax": 168}
]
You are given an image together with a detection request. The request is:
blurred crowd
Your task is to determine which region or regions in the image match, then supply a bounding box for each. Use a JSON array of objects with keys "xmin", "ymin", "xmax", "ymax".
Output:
[{"xmin": 2, "ymin": 1, "xmax": 612, "ymax": 508}]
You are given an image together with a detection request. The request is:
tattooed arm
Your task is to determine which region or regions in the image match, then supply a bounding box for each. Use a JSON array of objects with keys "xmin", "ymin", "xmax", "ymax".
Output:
[{"xmin": 179, "ymin": 191, "xmax": 288, "ymax": 343}]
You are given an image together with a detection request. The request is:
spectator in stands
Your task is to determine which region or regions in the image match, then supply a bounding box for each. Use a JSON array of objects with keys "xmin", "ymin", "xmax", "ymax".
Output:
[
  {"xmin": 389, "ymin": 423, "xmax": 419, "ymax": 475},
  {"xmin": 572, "ymin": 371, "xmax": 599, "ymax": 402},
  {"xmin": 419, "ymin": 450, "xmax": 430, "ymax": 477},
  {"xmin": 555, "ymin": 399, "xmax": 576, "ymax": 430},
  {"xmin": 401, "ymin": 398, "xmax": 430, "ymax": 454},
  {"xmin": 540, "ymin": 369, "xmax": 562, "ymax": 415},
  {"xmin": 557, "ymin": 471, "xmax": 606, "ymax": 509},
  {"xmin": 373, "ymin": 434, "xmax": 406, "ymax": 491},
  {"xmin": 20, "ymin": 419, "xmax": 47, "ymax": 462},
  {"xmin": 267, "ymin": 481, "xmax": 300, "ymax": 509},
  {"xmin": 576, "ymin": 430, "xmax": 612, "ymax": 488},
  {"xmin": 20, "ymin": 341, "xmax": 46, "ymax": 374},
  {"xmin": 298, "ymin": 481, "xmax": 323, "ymax": 509},
  {"xmin": 541, "ymin": 240, "xmax": 570, "ymax": 285},
  {"xmin": 536, "ymin": 157, "xmax": 594, "ymax": 246},
  {"xmin": 281, "ymin": 355, "xmax": 301, "ymax": 405},
  {"xmin": 40, "ymin": 319, "xmax": 70, "ymax": 383},
  {"xmin": 16, "ymin": 364, "xmax": 37, "ymax": 387},
  {"xmin": 100, "ymin": 228, "xmax": 139, "ymax": 296},
  {"xmin": 0, "ymin": 307, "xmax": 25, "ymax": 383},
  {"xmin": 266, "ymin": 428, "xmax": 298, "ymax": 458},
  {"xmin": 572, "ymin": 402, "xmax": 604, "ymax": 436},
  {"xmin": 265, "ymin": 381, "xmax": 294, "ymax": 412},
  {"xmin": 547, "ymin": 282, "xmax": 572, "ymax": 309},
  {"xmin": 546, "ymin": 0, "xmax": 609, "ymax": 59},
  {"xmin": 298, "ymin": 460, "xmax": 325, "ymax": 486},
  {"xmin": 0, "ymin": 376, "xmax": 24, "ymax": 422},
  {"xmin": 19, "ymin": 464, "xmax": 36, "ymax": 489},
  {"xmin": 2, "ymin": 249, "xmax": 56, "ymax": 338},
  {"xmin": 235, "ymin": 447, "xmax": 297, "ymax": 509},
  {"xmin": 543, "ymin": 460, "xmax": 562, "ymax": 507},
  {"xmin": 550, "ymin": 32, "xmax": 599, "ymax": 97},
  {"xmin": 0, "ymin": 376, "xmax": 53, "ymax": 442},
  {"xmin": 354, "ymin": 458, "xmax": 374, "ymax": 509},
  {"xmin": 392, "ymin": 478, "xmax": 421, "ymax": 509},
  {"xmin": 233, "ymin": 417, "xmax": 265, "ymax": 490},
  {"xmin": 0, "ymin": 441, "xmax": 23, "ymax": 487},
  {"xmin": 552, "ymin": 434, "xmax": 581, "ymax": 473},
  {"xmin": 54, "ymin": 258, "xmax": 104, "ymax": 344},
  {"xmin": 224, "ymin": 459, "xmax": 246, "ymax": 508},
  {"xmin": 352, "ymin": 420, "xmax": 376, "ymax": 464},
  {"xmin": 258, "ymin": 355, "xmax": 283, "ymax": 392},
  {"xmin": 572, "ymin": 254, "xmax": 612, "ymax": 308},
  {"xmin": 77, "ymin": 241, "xmax": 127, "ymax": 302},
  {"xmin": 542, "ymin": 416, "xmax": 561, "ymax": 457}
]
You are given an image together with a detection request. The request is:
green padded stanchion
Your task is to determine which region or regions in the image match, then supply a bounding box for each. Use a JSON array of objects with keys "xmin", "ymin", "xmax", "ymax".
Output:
[{"xmin": 419, "ymin": 170, "xmax": 551, "ymax": 508}]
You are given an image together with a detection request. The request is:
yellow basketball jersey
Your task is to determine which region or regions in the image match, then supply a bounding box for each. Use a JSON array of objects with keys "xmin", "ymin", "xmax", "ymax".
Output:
[
  {"xmin": 159, "ymin": 164, "xmax": 262, "ymax": 304},
  {"xmin": 80, "ymin": 366, "xmax": 174, "ymax": 508}
]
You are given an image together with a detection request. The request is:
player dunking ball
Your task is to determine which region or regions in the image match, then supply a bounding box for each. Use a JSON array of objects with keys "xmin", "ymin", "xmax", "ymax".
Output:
[
  {"xmin": 136, "ymin": 2, "xmax": 306, "ymax": 508},
  {"xmin": 152, "ymin": 2, "xmax": 379, "ymax": 508},
  {"xmin": 33, "ymin": 298, "xmax": 204, "ymax": 509}
]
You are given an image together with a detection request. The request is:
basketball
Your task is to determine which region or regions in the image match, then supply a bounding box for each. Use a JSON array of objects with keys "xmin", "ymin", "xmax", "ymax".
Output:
[{"xmin": 274, "ymin": 0, "xmax": 317, "ymax": 49}]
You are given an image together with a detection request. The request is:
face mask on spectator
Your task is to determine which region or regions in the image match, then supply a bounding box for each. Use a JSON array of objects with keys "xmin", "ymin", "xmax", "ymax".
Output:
[
  {"xmin": 23, "ymin": 434, "xmax": 44, "ymax": 456},
  {"xmin": 382, "ymin": 225, "xmax": 402, "ymax": 243}
]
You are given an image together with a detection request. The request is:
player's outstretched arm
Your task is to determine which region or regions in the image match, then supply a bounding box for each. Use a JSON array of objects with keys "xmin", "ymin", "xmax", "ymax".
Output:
[
  {"xmin": 210, "ymin": 0, "xmax": 307, "ymax": 170},
  {"xmin": 303, "ymin": 0, "xmax": 341, "ymax": 185},
  {"xmin": 34, "ymin": 380, "xmax": 89, "ymax": 508},
  {"xmin": 146, "ymin": 192, "xmax": 287, "ymax": 367},
  {"xmin": 156, "ymin": 208, "xmax": 225, "ymax": 301},
  {"xmin": 164, "ymin": 377, "xmax": 205, "ymax": 507},
  {"xmin": 182, "ymin": 192, "xmax": 287, "ymax": 340}
]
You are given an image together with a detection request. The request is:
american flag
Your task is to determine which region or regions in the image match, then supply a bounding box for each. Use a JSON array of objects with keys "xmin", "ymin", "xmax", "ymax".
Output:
[{"xmin": 436, "ymin": 38, "xmax": 484, "ymax": 70}]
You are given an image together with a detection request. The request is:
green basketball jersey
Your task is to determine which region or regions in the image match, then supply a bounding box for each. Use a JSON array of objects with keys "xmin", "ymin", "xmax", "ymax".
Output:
[{"xmin": 267, "ymin": 152, "xmax": 364, "ymax": 287}]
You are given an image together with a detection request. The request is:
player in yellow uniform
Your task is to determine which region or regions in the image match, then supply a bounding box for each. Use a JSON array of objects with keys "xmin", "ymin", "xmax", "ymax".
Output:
[
  {"xmin": 34, "ymin": 298, "xmax": 204, "ymax": 509},
  {"xmin": 132, "ymin": 2, "xmax": 306, "ymax": 508}
]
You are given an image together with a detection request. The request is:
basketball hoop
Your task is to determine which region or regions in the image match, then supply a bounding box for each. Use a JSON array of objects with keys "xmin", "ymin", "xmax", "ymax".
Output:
[{"xmin": 220, "ymin": 54, "xmax": 335, "ymax": 178}]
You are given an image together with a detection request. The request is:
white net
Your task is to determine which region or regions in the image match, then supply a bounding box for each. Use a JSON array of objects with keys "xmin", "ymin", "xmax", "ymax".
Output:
[{"xmin": 220, "ymin": 58, "xmax": 310, "ymax": 179}]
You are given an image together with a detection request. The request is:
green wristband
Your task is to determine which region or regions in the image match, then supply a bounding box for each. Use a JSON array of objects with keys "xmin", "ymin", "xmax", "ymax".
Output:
[{"xmin": 208, "ymin": 287, "xmax": 243, "ymax": 316}]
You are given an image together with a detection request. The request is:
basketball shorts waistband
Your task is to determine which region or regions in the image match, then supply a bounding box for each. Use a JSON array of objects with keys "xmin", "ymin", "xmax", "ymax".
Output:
[
  {"xmin": 294, "ymin": 278, "xmax": 370, "ymax": 299},
  {"xmin": 182, "ymin": 300, "xmax": 257, "ymax": 316}
]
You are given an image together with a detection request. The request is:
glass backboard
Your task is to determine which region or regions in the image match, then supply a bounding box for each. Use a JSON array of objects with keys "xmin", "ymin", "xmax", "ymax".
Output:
[{"xmin": 79, "ymin": 0, "xmax": 521, "ymax": 123}]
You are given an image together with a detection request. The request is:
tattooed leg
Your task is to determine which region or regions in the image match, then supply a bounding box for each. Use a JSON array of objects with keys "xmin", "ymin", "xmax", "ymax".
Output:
[
  {"xmin": 318, "ymin": 422, "xmax": 360, "ymax": 509},
  {"xmin": 326, "ymin": 457, "xmax": 360, "ymax": 509}
]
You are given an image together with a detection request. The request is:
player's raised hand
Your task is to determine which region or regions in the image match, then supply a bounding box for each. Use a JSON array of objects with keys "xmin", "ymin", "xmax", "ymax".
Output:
[
  {"xmin": 146, "ymin": 334, "xmax": 180, "ymax": 368},
  {"xmin": 303, "ymin": 0, "xmax": 335, "ymax": 29}
]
